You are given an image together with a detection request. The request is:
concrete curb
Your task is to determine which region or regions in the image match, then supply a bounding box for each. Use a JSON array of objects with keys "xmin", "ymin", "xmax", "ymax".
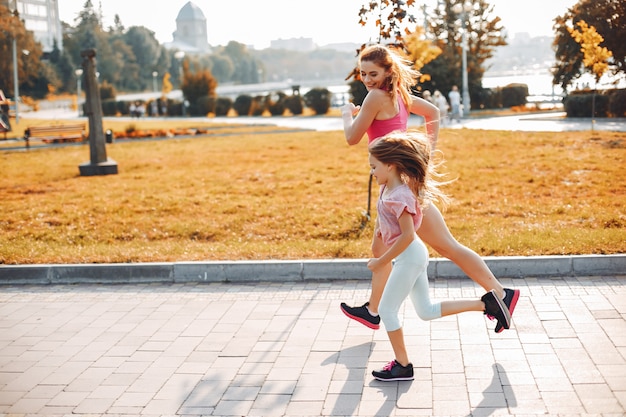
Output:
[{"xmin": 0, "ymin": 254, "xmax": 624, "ymax": 285}]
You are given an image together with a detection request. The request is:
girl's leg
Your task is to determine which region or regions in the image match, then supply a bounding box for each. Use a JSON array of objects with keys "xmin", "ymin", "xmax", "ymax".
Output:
[
  {"xmin": 379, "ymin": 239, "xmax": 429, "ymax": 366},
  {"xmin": 387, "ymin": 328, "xmax": 409, "ymax": 366},
  {"xmin": 417, "ymin": 204, "xmax": 505, "ymax": 297}
]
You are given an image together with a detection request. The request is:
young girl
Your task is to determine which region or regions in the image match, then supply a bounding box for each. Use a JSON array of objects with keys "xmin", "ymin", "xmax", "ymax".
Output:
[
  {"xmin": 340, "ymin": 44, "xmax": 519, "ymax": 333},
  {"xmin": 367, "ymin": 131, "xmax": 510, "ymax": 381}
]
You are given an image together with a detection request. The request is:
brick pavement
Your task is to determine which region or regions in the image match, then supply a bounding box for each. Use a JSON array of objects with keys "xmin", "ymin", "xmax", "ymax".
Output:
[{"xmin": 0, "ymin": 275, "xmax": 625, "ymax": 416}]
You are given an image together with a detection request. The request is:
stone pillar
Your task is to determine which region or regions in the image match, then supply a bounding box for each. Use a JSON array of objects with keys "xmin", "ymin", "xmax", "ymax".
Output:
[{"xmin": 78, "ymin": 49, "xmax": 118, "ymax": 176}]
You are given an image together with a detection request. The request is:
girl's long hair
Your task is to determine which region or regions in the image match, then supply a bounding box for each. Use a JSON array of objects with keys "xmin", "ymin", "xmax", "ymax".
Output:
[
  {"xmin": 369, "ymin": 130, "xmax": 451, "ymax": 210},
  {"xmin": 358, "ymin": 44, "xmax": 420, "ymax": 112}
]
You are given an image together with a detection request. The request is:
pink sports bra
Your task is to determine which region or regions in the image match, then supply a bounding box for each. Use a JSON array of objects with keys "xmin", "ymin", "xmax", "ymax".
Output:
[{"xmin": 366, "ymin": 96, "xmax": 409, "ymax": 144}]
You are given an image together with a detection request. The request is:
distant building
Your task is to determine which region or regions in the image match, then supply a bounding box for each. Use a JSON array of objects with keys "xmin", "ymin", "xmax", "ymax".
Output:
[
  {"xmin": 166, "ymin": 1, "xmax": 210, "ymax": 53},
  {"xmin": 2, "ymin": 0, "xmax": 63, "ymax": 53},
  {"xmin": 270, "ymin": 37, "xmax": 315, "ymax": 52}
]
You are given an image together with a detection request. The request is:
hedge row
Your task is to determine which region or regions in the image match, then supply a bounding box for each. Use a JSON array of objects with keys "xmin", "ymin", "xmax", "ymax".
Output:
[
  {"xmin": 563, "ymin": 89, "xmax": 626, "ymax": 118},
  {"xmin": 101, "ymin": 88, "xmax": 331, "ymax": 118}
]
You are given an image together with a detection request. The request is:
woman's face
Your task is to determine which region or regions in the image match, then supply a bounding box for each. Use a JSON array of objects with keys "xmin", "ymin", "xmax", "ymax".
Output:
[{"xmin": 359, "ymin": 60, "xmax": 390, "ymax": 91}]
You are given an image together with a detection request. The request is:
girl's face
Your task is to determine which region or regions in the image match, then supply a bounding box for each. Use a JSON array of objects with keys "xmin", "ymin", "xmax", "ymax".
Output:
[
  {"xmin": 359, "ymin": 60, "xmax": 390, "ymax": 91},
  {"xmin": 369, "ymin": 153, "xmax": 391, "ymax": 185}
]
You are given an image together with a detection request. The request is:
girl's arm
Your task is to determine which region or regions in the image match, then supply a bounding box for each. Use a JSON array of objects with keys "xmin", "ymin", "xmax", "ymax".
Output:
[
  {"xmin": 367, "ymin": 210, "xmax": 416, "ymax": 272},
  {"xmin": 342, "ymin": 90, "xmax": 383, "ymax": 146},
  {"xmin": 409, "ymin": 95, "xmax": 440, "ymax": 150}
]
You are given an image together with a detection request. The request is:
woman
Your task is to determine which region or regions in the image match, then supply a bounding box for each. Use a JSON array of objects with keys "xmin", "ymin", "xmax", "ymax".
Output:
[{"xmin": 340, "ymin": 44, "xmax": 519, "ymax": 333}]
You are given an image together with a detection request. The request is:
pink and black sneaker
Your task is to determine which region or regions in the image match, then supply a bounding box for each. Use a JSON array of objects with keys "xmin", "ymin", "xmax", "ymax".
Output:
[
  {"xmin": 340, "ymin": 302, "xmax": 380, "ymax": 330},
  {"xmin": 495, "ymin": 288, "xmax": 520, "ymax": 333}
]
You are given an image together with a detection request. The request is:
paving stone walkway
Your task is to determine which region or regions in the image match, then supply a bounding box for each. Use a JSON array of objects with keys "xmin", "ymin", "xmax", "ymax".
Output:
[{"xmin": 0, "ymin": 275, "xmax": 625, "ymax": 416}]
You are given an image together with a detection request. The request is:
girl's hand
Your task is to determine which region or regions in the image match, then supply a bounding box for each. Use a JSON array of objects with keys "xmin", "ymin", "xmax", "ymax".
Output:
[{"xmin": 367, "ymin": 257, "xmax": 382, "ymax": 272}]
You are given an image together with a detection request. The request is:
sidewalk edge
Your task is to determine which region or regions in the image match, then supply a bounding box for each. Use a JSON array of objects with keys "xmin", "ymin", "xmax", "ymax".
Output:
[{"xmin": 0, "ymin": 254, "xmax": 624, "ymax": 285}]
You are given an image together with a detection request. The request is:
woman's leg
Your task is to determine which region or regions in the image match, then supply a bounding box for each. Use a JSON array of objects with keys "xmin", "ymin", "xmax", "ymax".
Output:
[
  {"xmin": 367, "ymin": 234, "xmax": 391, "ymax": 313},
  {"xmin": 340, "ymin": 234, "xmax": 391, "ymax": 329},
  {"xmin": 417, "ymin": 204, "xmax": 505, "ymax": 297}
]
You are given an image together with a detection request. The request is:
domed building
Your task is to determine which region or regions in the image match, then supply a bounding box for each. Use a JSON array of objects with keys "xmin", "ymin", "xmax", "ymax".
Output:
[{"xmin": 168, "ymin": 1, "xmax": 211, "ymax": 53}]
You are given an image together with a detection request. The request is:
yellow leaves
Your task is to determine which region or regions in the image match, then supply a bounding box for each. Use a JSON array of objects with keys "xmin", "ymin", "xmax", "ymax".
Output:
[
  {"xmin": 161, "ymin": 72, "xmax": 172, "ymax": 95},
  {"xmin": 567, "ymin": 20, "xmax": 613, "ymax": 81},
  {"xmin": 403, "ymin": 26, "xmax": 442, "ymax": 72}
]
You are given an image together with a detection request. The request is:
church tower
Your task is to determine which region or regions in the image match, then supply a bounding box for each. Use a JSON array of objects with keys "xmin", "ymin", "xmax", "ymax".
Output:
[{"xmin": 172, "ymin": 1, "xmax": 210, "ymax": 52}]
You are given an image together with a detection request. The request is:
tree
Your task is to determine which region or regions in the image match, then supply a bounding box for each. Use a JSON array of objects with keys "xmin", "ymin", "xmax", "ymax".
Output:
[
  {"xmin": 122, "ymin": 26, "xmax": 161, "ymax": 90},
  {"xmin": 568, "ymin": 20, "xmax": 613, "ymax": 129},
  {"xmin": 63, "ymin": 0, "xmax": 122, "ymax": 89},
  {"xmin": 207, "ymin": 54, "xmax": 235, "ymax": 83},
  {"xmin": 358, "ymin": 0, "xmax": 418, "ymax": 45},
  {"xmin": 420, "ymin": 0, "xmax": 506, "ymax": 108},
  {"xmin": 568, "ymin": 20, "xmax": 612, "ymax": 83},
  {"xmin": 403, "ymin": 26, "xmax": 442, "ymax": 84},
  {"xmin": 181, "ymin": 61, "xmax": 217, "ymax": 115},
  {"xmin": 161, "ymin": 72, "xmax": 173, "ymax": 95},
  {"xmin": 553, "ymin": 0, "xmax": 625, "ymax": 90},
  {"xmin": 346, "ymin": 0, "xmax": 418, "ymax": 81},
  {"xmin": 0, "ymin": 4, "xmax": 44, "ymax": 98}
]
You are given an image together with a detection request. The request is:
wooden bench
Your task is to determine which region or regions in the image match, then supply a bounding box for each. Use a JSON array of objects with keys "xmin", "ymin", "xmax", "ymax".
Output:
[{"xmin": 24, "ymin": 124, "xmax": 87, "ymax": 148}]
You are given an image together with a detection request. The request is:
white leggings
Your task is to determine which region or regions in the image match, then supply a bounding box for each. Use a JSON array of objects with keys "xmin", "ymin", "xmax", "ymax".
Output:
[{"xmin": 378, "ymin": 236, "xmax": 443, "ymax": 331}]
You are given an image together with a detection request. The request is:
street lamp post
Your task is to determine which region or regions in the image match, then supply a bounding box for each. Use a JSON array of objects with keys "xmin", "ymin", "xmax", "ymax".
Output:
[
  {"xmin": 12, "ymin": 35, "xmax": 19, "ymax": 124},
  {"xmin": 174, "ymin": 51, "xmax": 185, "ymax": 87},
  {"xmin": 174, "ymin": 51, "xmax": 186, "ymax": 116},
  {"xmin": 453, "ymin": 2, "xmax": 472, "ymax": 116},
  {"xmin": 152, "ymin": 71, "xmax": 158, "ymax": 92},
  {"xmin": 10, "ymin": 0, "xmax": 20, "ymax": 124},
  {"xmin": 75, "ymin": 69, "xmax": 83, "ymax": 116}
]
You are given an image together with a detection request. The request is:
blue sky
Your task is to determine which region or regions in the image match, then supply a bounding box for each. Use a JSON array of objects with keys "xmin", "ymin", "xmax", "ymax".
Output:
[{"xmin": 59, "ymin": 0, "xmax": 580, "ymax": 49}]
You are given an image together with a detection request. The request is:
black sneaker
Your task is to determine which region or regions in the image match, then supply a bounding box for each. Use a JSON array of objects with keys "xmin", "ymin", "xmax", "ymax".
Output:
[
  {"xmin": 495, "ymin": 288, "xmax": 520, "ymax": 333},
  {"xmin": 340, "ymin": 302, "xmax": 380, "ymax": 330},
  {"xmin": 481, "ymin": 290, "xmax": 511, "ymax": 331},
  {"xmin": 372, "ymin": 360, "xmax": 414, "ymax": 381}
]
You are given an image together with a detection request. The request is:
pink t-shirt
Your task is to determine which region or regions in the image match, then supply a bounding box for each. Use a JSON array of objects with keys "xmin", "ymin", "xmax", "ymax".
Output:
[
  {"xmin": 376, "ymin": 184, "xmax": 423, "ymax": 247},
  {"xmin": 366, "ymin": 96, "xmax": 409, "ymax": 144}
]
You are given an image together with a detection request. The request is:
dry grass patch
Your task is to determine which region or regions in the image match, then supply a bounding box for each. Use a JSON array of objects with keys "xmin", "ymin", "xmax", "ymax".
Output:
[{"xmin": 1, "ymin": 127, "xmax": 624, "ymax": 264}]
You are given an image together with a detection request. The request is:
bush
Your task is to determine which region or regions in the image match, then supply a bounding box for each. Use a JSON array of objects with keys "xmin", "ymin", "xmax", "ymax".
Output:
[
  {"xmin": 215, "ymin": 97, "xmax": 232, "ymax": 116},
  {"xmin": 284, "ymin": 94, "xmax": 304, "ymax": 115},
  {"xmin": 348, "ymin": 80, "xmax": 367, "ymax": 107},
  {"xmin": 266, "ymin": 92, "xmax": 287, "ymax": 116},
  {"xmin": 191, "ymin": 95, "xmax": 216, "ymax": 116},
  {"xmin": 304, "ymin": 87, "xmax": 331, "ymax": 115},
  {"xmin": 501, "ymin": 84, "xmax": 528, "ymax": 108},
  {"xmin": 99, "ymin": 81, "xmax": 117, "ymax": 101},
  {"xmin": 476, "ymin": 87, "xmax": 499, "ymax": 109},
  {"xmin": 607, "ymin": 89, "xmax": 626, "ymax": 117},
  {"xmin": 233, "ymin": 95, "xmax": 252, "ymax": 116},
  {"xmin": 563, "ymin": 91, "xmax": 610, "ymax": 117},
  {"xmin": 250, "ymin": 95, "xmax": 266, "ymax": 116},
  {"xmin": 101, "ymin": 99, "xmax": 117, "ymax": 116},
  {"xmin": 167, "ymin": 100, "xmax": 183, "ymax": 116}
]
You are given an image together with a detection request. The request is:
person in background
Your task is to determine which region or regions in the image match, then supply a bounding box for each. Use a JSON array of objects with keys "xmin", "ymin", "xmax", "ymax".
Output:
[
  {"xmin": 367, "ymin": 131, "xmax": 510, "ymax": 381},
  {"xmin": 433, "ymin": 90, "xmax": 449, "ymax": 126},
  {"xmin": 422, "ymin": 90, "xmax": 434, "ymax": 105},
  {"xmin": 448, "ymin": 85, "xmax": 462, "ymax": 122},
  {"xmin": 340, "ymin": 44, "xmax": 519, "ymax": 334}
]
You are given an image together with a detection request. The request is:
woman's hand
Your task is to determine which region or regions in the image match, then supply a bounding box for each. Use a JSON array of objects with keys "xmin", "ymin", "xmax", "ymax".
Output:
[{"xmin": 341, "ymin": 102, "xmax": 360, "ymax": 116}]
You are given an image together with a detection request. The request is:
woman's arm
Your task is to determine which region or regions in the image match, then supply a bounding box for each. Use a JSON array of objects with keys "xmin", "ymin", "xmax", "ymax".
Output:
[
  {"xmin": 342, "ymin": 90, "xmax": 383, "ymax": 146},
  {"xmin": 409, "ymin": 95, "xmax": 440, "ymax": 150},
  {"xmin": 367, "ymin": 210, "xmax": 416, "ymax": 271}
]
